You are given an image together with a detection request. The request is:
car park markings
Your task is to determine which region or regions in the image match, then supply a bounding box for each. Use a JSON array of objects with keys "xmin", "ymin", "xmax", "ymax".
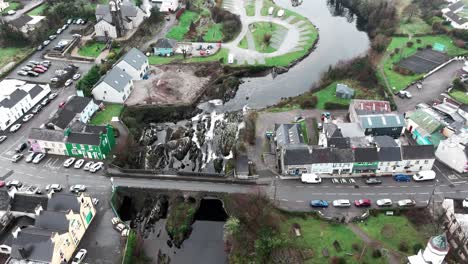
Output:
[{"xmin": 295, "ymin": 200, "xmax": 304, "ymax": 203}]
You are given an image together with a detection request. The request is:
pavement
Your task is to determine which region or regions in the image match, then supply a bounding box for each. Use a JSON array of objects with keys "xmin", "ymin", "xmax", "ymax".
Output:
[{"xmin": 1, "ymin": 0, "xmax": 44, "ymax": 22}]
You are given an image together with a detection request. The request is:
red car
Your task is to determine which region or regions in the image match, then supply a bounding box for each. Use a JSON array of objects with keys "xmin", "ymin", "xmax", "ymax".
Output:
[
  {"xmin": 35, "ymin": 65, "xmax": 48, "ymax": 71},
  {"xmin": 33, "ymin": 67, "xmax": 45, "ymax": 73},
  {"xmin": 59, "ymin": 101, "xmax": 66, "ymax": 108},
  {"xmin": 0, "ymin": 181, "xmax": 5, "ymax": 188},
  {"xmin": 354, "ymin": 199, "xmax": 371, "ymax": 207}
]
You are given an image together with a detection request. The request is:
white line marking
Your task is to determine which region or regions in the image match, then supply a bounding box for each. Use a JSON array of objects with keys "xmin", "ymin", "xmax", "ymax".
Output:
[{"xmin": 295, "ymin": 200, "xmax": 304, "ymax": 203}]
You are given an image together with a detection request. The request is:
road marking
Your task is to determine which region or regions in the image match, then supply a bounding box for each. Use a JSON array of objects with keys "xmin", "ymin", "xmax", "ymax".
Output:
[
  {"xmin": 394, "ymin": 193, "xmax": 402, "ymax": 195},
  {"xmin": 367, "ymin": 193, "xmax": 375, "ymax": 195},
  {"xmin": 419, "ymin": 192, "xmax": 429, "ymax": 195},
  {"xmin": 388, "ymin": 186, "xmax": 395, "ymax": 188},
  {"xmin": 452, "ymin": 181, "xmax": 467, "ymax": 184},
  {"xmin": 295, "ymin": 186, "xmax": 304, "ymax": 188},
  {"xmin": 401, "ymin": 186, "xmax": 408, "ymax": 188},
  {"xmin": 380, "ymin": 193, "xmax": 389, "ymax": 195},
  {"xmin": 280, "ymin": 198, "xmax": 288, "ymax": 202},
  {"xmin": 338, "ymin": 193, "xmax": 348, "ymax": 195},
  {"xmin": 295, "ymin": 200, "xmax": 304, "ymax": 203}
]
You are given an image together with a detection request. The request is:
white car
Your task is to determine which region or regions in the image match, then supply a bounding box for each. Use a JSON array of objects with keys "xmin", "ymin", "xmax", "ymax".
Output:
[
  {"xmin": 90, "ymin": 162, "xmax": 104, "ymax": 173},
  {"xmin": 376, "ymin": 199, "xmax": 393, "ymax": 207},
  {"xmin": 6, "ymin": 180, "xmax": 22, "ymax": 188},
  {"xmin": 17, "ymin": 70, "xmax": 28, "ymax": 76},
  {"xmin": 72, "ymin": 73, "xmax": 81, "ymax": 80},
  {"xmin": 7, "ymin": 10, "xmax": 16, "ymax": 15},
  {"xmin": 45, "ymin": 184, "xmax": 62, "ymax": 192},
  {"xmin": 83, "ymin": 161, "xmax": 94, "ymax": 171},
  {"xmin": 43, "ymin": 40, "xmax": 51, "ymax": 46},
  {"xmin": 72, "ymin": 249, "xmax": 87, "ymax": 264},
  {"xmin": 49, "ymin": 93, "xmax": 58, "ymax": 100},
  {"xmin": 301, "ymin": 173, "xmax": 321, "ymax": 184},
  {"xmin": 32, "ymin": 153, "xmax": 46, "ymax": 164},
  {"xmin": 22, "ymin": 114, "xmax": 34, "ymax": 122},
  {"xmin": 399, "ymin": 90, "xmax": 412, "ymax": 98},
  {"xmin": 63, "ymin": 157, "xmax": 76, "ymax": 167},
  {"xmin": 11, "ymin": 154, "xmax": 23, "ymax": 163},
  {"xmin": 412, "ymin": 170, "xmax": 436, "ymax": 181},
  {"xmin": 70, "ymin": 184, "xmax": 86, "ymax": 193},
  {"xmin": 397, "ymin": 199, "xmax": 416, "ymax": 207},
  {"xmin": 332, "ymin": 199, "xmax": 351, "ymax": 207},
  {"xmin": 65, "ymin": 79, "xmax": 73, "ymax": 86},
  {"xmin": 56, "ymin": 28, "xmax": 63, "ymax": 34},
  {"xmin": 25, "ymin": 152, "xmax": 36, "ymax": 163},
  {"xmin": 0, "ymin": 135, "xmax": 7, "ymax": 143},
  {"xmin": 74, "ymin": 159, "xmax": 85, "ymax": 169},
  {"xmin": 9, "ymin": 124, "xmax": 21, "ymax": 133}
]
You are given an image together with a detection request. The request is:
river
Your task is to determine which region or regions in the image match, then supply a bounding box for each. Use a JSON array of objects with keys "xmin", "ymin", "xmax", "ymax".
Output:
[{"xmin": 220, "ymin": 0, "xmax": 370, "ymax": 111}]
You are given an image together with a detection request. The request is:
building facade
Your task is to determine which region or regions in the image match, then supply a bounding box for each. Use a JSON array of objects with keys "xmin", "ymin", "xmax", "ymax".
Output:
[
  {"xmin": 92, "ymin": 67, "xmax": 133, "ymax": 103},
  {"xmin": 115, "ymin": 48, "xmax": 149, "ymax": 80},
  {"xmin": 65, "ymin": 124, "xmax": 116, "ymax": 160},
  {"xmin": 435, "ymin": 131, "xmax": 468, "ymax": 173},
  {"xmin": 95, "ymin": 0, "xmax": 145, "ymax": 39}
]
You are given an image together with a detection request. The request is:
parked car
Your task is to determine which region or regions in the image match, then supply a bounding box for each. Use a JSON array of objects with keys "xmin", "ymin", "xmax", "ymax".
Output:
[
  {"xmin": 22, "ymin": 114, "xmax": 34, "ymax": 122},
  {"xmin": 59, "ymin": 101, "xmax": 66, "ymax": 108},
  {"xmin": 67, "ymin": 18, "xmax": 73, "ymax": 24},
  {"xmin": 35, "ymin": 64, "xmax": 48, "ymax": 71},
  {"xmin": 74, "ymin": 159, "xmax": 85, "ymax": 169},
  {"xmin": 17, "ymin": 70, "xmax": 28, "ymax": 76},
  {"xmin": 332, "ymin": 199, "xmax": 351, "ymax": 207},
  {"xmin": 50, "ymin": 77, "xmax": 59, "ymax": 83},
  {"xmin": 398, "ymin": 199, "xmax": 416, "ymax": 207},
  {"xmin": 29, "ymin": 61, "xmax": 39, "ymax": 65},
  {"xmin": 43, "ymin": 40, "xmax": 51, "ymax": 46},
  {"xmin": 70, "ymin": 184, "xmax": 86, "ymax": 193},
  {"xmin": 83, "ymin": 161, "xmax": 94, "ymax": 171},
  {"xmin": 72, "ymin": 73, "xmax": 81, "ymax": 80},
  {"xmin": 32, "ymin": 105, "xmax": 42, "ymax": 114},
  {"xmin": 32, "ymin": 153, "xmax": 46, "ymax": 164},
  {"xmin": 398, "ymin": 90, "xmax": 412, "ymax": 99},
  {"xmin": 90, "ymin": 162, "xmax": 104, "ymax": 173},
  {"xmin": 301, "ymin": 173, "xmax": 321, "ymax": 184},
  {"xmin": 0, "ymin": 135, "xmax": 6, "ymax": 143},
  {"xmin": 412, "ymin": 170, "xmax": 436, "ymax": 181},
  {"xmin": 0, "ymin": 181, "xmax": 5, "ymax": 187},
  {"xmin": 15, "ymin": 143, "xmax": 27, "ymax": 152},
  {"xmin": 27, "ymin": 71, "xmax": 39, "ymax": 77},
  {"xmin": 41, "ymin": 98, "xmax": 50, "ymax": 106},
  {"xmin": 6, "ymin": 180, "xmax": 22, "ymax": 188},
  {"xmin": 63, "ymin": 157, "xmax": 76, "ymax": 167},
  {"xmin": 33, "ymin": 68, "xmax": 45, "ymax": 74},
  {"xmin": 11, "ymin": 154, "xmax": 23, "ymax": 163},
  {"xmin": 365, "ymin": 178, "xmax": 382, "ymax": 185},
  {"xmin": 21, "ymin": 66, "xmax": 32, "ymax": 71},
  {"xmin": 310, "ymin": 200, "xmax": 329, "ymax": 208},
  {"xmin": 65, "ymin": 79, "xmax": 73, "ymax": 86},
  {"xmin": 72, "ymin": 249, "xmax": 87, "ymax": 264},
  {"xmin": 41, "ymin": 60, "xmax": 51, "ymax": 66},
  {"xmin": 49, "ymin": 35, "xmax": 57, "ymax": 40},
  {"xmin": 393, "ymin": 174, "xmax": 411, "ymax": 182},
  {"xmin": 354, "ymin": 199, "xmax": 371, "ymax": 207},
  {"xmin": 6, "ymin": 10, "xmax": 16, "ymax": 15},
  {"xmin": 25, "ymin": 152, "xmax": 37, "ymax": 163},
  {"xmin": 49, "ymin": 92, "xmax": 58, "ymax": 100},
  {"xmin": 45, "ymin": 184, "xmax": 62, "ymax": 192},
  {"xmin": 61, "ymin": 24, "xmax": 68, "ymax": 30},
  {"xmin": 10, "ymin": 124, "xmax": 21, "ymax": 133},
  {"xmin": 376, "ymin": 199, "xmax": 393, "ymax": 207}
]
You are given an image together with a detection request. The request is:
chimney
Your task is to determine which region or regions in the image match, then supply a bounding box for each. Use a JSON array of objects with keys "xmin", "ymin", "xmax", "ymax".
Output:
[
  {"xmin": 35, "ymin": 205, "xmax": 43, "ymax": 216},
  {"xmin": 12, "ymin": 227, "xmax": 21, "ymax": 239}
]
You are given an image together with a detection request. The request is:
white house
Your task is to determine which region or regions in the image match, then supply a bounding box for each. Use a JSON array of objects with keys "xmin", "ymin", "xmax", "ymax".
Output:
[
  {"xmin": 435, "ymin": 131, "xmax": 468, "ymax": 173},
  {"xmin": 0, "ymin": 79, "xmax": 50, "ymax": 131},
  {"xmin": 115, "ymin": 48, "xmax": 149, "ymax": 80},
  {"xmin": 47, "ymin": 96, "xmax": 99, "ymax": 130},
  {"xmin": 400, "ymin": 145, "xmax": 436, "ymax": 172},
  {"xmin": 159, "ymin": 0, "xmax": 179, "ymax": 12},
  {"xmin": 0, "ymin": 0, "xmax": 9, "ymax": 11},
  {"xmin": 443, "ymin": 10, "xmax": 468, "ymax": 29},
  {"xmin": 95, "ymin": 0, "xmax": 145, "ymax": 39},
  {"xmin": 9, "ymin": 15, "xmax": 46, "ymax": 35},
  {"xmin": 28, "ymin": 128, "xmax": 67, "ymax": 155},
  {"xmin": 408, "ymin": 234, "xmax": 449, "ymax": 264},
  {"xmin": 92, "ymin": 67, "xmax": 133, "ymax": 103}
]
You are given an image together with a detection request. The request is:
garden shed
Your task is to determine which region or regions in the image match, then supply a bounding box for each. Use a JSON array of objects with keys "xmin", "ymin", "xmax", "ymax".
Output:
[{"xmin": 335, "ymin": 83, "xmax": 355, "ymax": 99}]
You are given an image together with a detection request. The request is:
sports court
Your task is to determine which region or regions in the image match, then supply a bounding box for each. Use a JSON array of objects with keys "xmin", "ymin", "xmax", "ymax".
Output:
[{"xmin": 397, "ymin": 49, "xmax": 450, "ymax": 74}]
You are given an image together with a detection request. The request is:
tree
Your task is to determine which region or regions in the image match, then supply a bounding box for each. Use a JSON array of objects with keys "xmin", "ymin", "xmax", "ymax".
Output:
[
  {"xmin": 402, "ymin": 3, "xmax": 419, "ymax": 22},
  {"xmin": 76, "ymin": 65, "xmax": 102, "ymax": 97}
]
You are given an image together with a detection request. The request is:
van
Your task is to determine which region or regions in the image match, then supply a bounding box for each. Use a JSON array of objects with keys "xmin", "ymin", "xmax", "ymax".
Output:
[
  {"xmin": 301, "ymin": 173, "xmax": 321, "ymax": 184},
  {"xmin": 393, "ymin": 174, "xmax": 411, "ymax": 182},
  {"xmin": 413, "ymin": 170, "xmax": 436, "ymax": 181}
]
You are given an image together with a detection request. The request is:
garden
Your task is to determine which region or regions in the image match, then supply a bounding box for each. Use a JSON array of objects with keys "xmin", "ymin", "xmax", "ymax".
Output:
[
  {"xmin": 0, "ymin": 46, "xmax": 32, "ymax": 70},
  {"xmin": 27, "ymin": 3, "xmax": 48, "ymax": 16},
  {"xmin": 0, "ymin": 1, "xmax": 22, "ymax": 15},
  {"xmin": 78, "ymin": 41, "xmax": 121, "ymax": 58},
  {"xmin": 90, "ymin": 104, "xmax": 124, "ymax": 125},
  {"xmin": 249, "ymin": 22, "xmax": 286, "ymax": 53},
  {"xmin": 148, "ymin": 47, "xmax": 229, "ymax": 65}
]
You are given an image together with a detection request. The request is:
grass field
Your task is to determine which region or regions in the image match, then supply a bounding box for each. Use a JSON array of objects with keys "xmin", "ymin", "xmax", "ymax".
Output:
[
  {"xmin": 27, "ymin": 3, "xmax": 48, "ymax": 16},
  {"xmin": 0, "ymin": 47, "xmax": 32, "ymax": 69},
  {"xmin": 282, "ymin": 217, "xmax": 388, "ymax": 264},
  {"xmin": 202, "ymin": 23, "xmax": 223, "ymax": 42},
  {"xmin": 238, "ymin": 37, "xmax": 248, "ymax": 49},
  {"xmin": 298, "ymin": 120, "xmax": 309, "ymax": 144},
  {"xmin": 383, "ymin": 35, "xmax": 467, "ymax": 92},
  {"xmin": 395, "ymin": 0, "xmax": 432, "ymax": 34},
  {"xmin": 148, "ymin": 48, "xmax": 229, "ymax": 65},
  {"xmin": 90, "ymin": 104, "xmax": 124, "ymax": 125},
  {"xmin": 450, "ymin": 90, "xmax": 468, "ymax": 104},
  {"xmin": 246, "ymin": 2, "xmax": 255, "ymax": 16},
  {"xmin": 166, "ymin": 11, "xmax": 200, "ymax": 41},
  {"xmin": 78, "ymin": 42, "xmax": 106, "ymax": 58},
  {"xmin": 250, "ymin": 22, "xmax": 284, "ymax": 53},
  {"xmin": 358, "ymin": 214, "xmax": 426, "ymax": 254},
  {"xmin": 313, "ymin": 80, "xmax": 382, "ymax": 109}
]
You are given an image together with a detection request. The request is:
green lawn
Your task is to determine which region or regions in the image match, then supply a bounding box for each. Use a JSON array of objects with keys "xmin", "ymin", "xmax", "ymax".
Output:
[
  {"xmin": 395, "ymin": 0, "xmax": 432, "ymax": 34},
  {"xmin": 246, "ymin": 3, "xmax": 255, "ymax": 16},
  {"xmin": 27, "ymin": 3, "xmax": 48, "ymax": 16},
  {"xmin": 282, "ymin": 217, "xmax": 388, "ymax": 264},
  {"xmin": 238, "ymin": 36, "xmax": 248, "ymax": 49},
  {"xmin": 166, "ymin": 11, "xmax": 199, "ymax": 41},
  {"xmin": 313, "ymin": 80, "xmax": 382, "ymax": 109},
  {"xmin": 450, "ymin": 90, "xmax": 468, "ymax": 104},
  {"xmin": 250, "ymin": 22, "xmax": 285, "ymax": 53},
  {"xmin": 149, "ymin": 48, "xmax": 229, "ymax": 65},
  {"xmin": 0, "ymin": 1, "xmax": 21, "ymax": 15},
  {"xmin": 202, "ymin": 23, "xmax": 223, "ymax": 42},
  {"xmin": 298, "ymin": 120, "xmax": 309, "ymax": 144},
  {"xmin": 0, "ymin": 47, "xmax": 32, "ymax": 69},
  {"xmin": 78, "ymin": 42, "xmax": 106, "ymax": 58},
  {"xmin": 358, "ymin": 214, "xmax": 426, "ymax": 254},
  {"xmin": 90, "ymin": 104, "xmax": 124, "ymax": 125},
  {"xmin": 383, "ymin": 35, "xmax": 468, "ymax": 92}
]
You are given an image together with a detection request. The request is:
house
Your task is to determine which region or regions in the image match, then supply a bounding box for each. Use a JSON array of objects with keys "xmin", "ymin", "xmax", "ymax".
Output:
[
  {"xmin": 335, "ymin": 83, "xmax": 354, "ymax": 99},
  {"xmin": 373, "ymin": 136, "xmax": 402, "ymax": 174},
  {"xmin": 358, "ymin": 113, "xmax": 405, "ymax": 138},
  {"xmin": 65, "ymin": 124, "xmax": 116, "ymax": 160},
  {"xmin": 435, "ymin": 131, "xmax": 468, "ymax": 173},
  {"xmin": 0, "ymin": 0, "xmax": 9, "ymax": 11},
  {"xmin": 0, "ymin": 79, "xmax": 50, "ymax": 131},
  {"xmin": 95, "ymin": 0, "xmax": 145, "ymax": 39},
  {"xmin": 408, "ymin": 234, "xmax": 449, "ymax": 264},
  {"xmin": 47, "ymin": 96, "xmax": 99, "ymax": 130},
  {"xmin": 9, "ymin": 14, "xmax": 45, "ymax": 35},
  {"xmin": 92, "ymin": 67, "xmax": 133, "ymax": 103},
  {"xmin": 275, "ymin": 123, "xmax": 304, "ymax": 149},
  {"xmin": 349, "ymin": 99, "xmax": 391, "ymax": 123},
  {"xmin": 406, "ymin": 110, "xmax": 445, "ymax": 146},
  {"xmin": 443, "ymin": 10, "xmax": 468, "ymax": 29},
  {"xmin": 401, "ymin": 145, "xmax": 436, "ymax": 172},
  {"xmin": 442, "ymin": 1, "xmax": 465, "ymax": 14},
  {"xmin": 159, "ymin": 0, "xmax": 179, "ymax": 12},
  {"xmin": 28, "ymin": 128, "xmax": 67, "ymax": 155},
  {"xmin": 442, "ymin": 198, "xmax": 468, "ymax": 263},
  {"xmin": 153, "ymin": 38, "xmax": 178, "ymax": 56},
  {"xmin": 114, "ymin": 48, "xmax": 149, "ymax": 80}
]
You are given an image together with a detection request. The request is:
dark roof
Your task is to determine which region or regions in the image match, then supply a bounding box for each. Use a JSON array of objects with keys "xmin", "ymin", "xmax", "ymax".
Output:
[
  {"xmin": 0, "ymin": 216, "xmax": 34, "ymax": 248},
  {"xmin": 29, "ymin": 128, "xmax": 65, "ymax": 142},
  {"xmin": 275, "ymin": 123, "xmax": 304, "ymax": 147},
  {"xmin": 0, "ymin": 89, "xmax": 28, "ymax": 109},
  {"xmin": 11, "ymin": 194, "xmax": 48, "ymax": 214},
  {"xmin": 448, "ymin": 1, "xmax": 464, "ymax": 12},
  {"xmin": 402, "ymin": 145, "xmax": 435, "ymax": 160},
  {"xmin": 235, "ymin": 154, "xmax": 249, "ymax": 174},
  {"xmin": 377, "ymin": 147, "xmax": 402, "ymax": 161},
  {"xmin": 445, "ymin": 10, "xmax": 468, "ymax": 25},
  {"xmin": 67, "ymin": 132, "xmax": 101, "ymax": 146},
  {"xmin": 283, "ymin": 145, "xmax": 313, "ymax": 165},
  {"xmin": 9, "ymin": 15, "xmax": 33, "ymax": 29},
  {"xmin": 354, "ymin": 148, "xmax": 378, "ymax": 162},
  {"xmin": 359, "ymin": 114, "xmax": 405, "ymax": 129},
  {"xmin": 373, "ymin": 136, "xmax": 398, "ymax": 147},
  {"xmin": 28, "ymin": 85, "xmax": 44, "ymax": 100},
  {"xmin": 10, "ymin": 227, "xmax": 54, "ymax": 262},
  {"xmin": 84, "ymin": 125, "xmax": 107, "ymax": 134},
  {"xmin": 64, "ymin": 96, "xmax": 92, "ymax": 113},
  {"xmin": 327, "ymin": 137, "xmax": 350, "ymax": 148},
  {"xmin": 283, "ymin": 146, "xmax": 354, "ymax": 165},
  {"xmin": 47, "ymin": 193, "xmax": 80, "ymax": 213},
  {"xmin": 323, "ymin": 123, "xmax": 342, "ymax": 138},
  {"xmin": 49, "ymin": 109, "xmax": 76, "ymax": 130},
  {"xmin": 0, "ymin": 189, "xmax": 10, "ymax": 211},
  {"xmin": 332, "ymin": 148, "xmax": 354, "ymax": 163},
  {"xmin": 154, "ymin": 38, "xmax": 177, "ymax": 49},
  {"xmin": 35, "ymin": 211, "xmax": 68, "ymax": 232}
]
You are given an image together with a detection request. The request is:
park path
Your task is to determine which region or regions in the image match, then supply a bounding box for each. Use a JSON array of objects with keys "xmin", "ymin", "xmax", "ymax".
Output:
[{"xmin": 348, "ymin": 223, "xmax": 403, "ymax": 264}]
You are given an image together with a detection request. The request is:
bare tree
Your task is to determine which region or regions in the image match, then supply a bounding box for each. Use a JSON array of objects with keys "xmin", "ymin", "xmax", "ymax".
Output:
[{"xmin": 402, "ymin": 3, "xmax": 419, "ymax": 22}]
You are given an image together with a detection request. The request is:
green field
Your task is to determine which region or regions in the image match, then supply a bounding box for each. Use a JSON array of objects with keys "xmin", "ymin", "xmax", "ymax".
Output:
[
  {"xmin": 250, "ymin": 22, "xmax": 285, "ymax": 53},
  {"xmin": 78, "ymin": 42, "xmax": 106, "ymax": 58},
  {"xmin": 382, "ymin": 35, "xmax": 467, "ymax": 92},
  {"xmin": 90, "ymin": 104, "xmax": 124, "ymax": 125},
  {"xmin": 202, "ymin": 23, "xmax": 223, "ymax": 42},
  {"xmin": 238, "ymin": 36, "xmax": 248, "ymax": 49},
  {"xmin": 450, "ymin": 90, "xmax": 468, "ymax": 104},
  {"xmin": 148, "ymin": 48, "xmax": 229, "ymax": 65},
  {"xmin": 166, "ymin": 11, "xmax": 200, "ymax": 41},
  {"xmin": 395, "ymin": 0, "xmax": 432, "ymax": 34},
  {"xmin": 27, "ymin": 3, "xmax": 48, "ymax": 16},
  {"xmin": 313, "ymin": 80, "xmax": 382, "ymax": 109},
  {"xmin": 246, "ymin": 2, "xmax": 255, "ymax": 16},
  {"xmin": 0, "ymin": 47, "xmax": 32, "ymax": 69},
  {"xmin": 358, "ymin": 214, "xmax": 426, "ymax": 254}
]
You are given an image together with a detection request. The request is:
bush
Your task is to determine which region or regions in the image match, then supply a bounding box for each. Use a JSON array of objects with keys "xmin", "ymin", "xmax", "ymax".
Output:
[
  {"xmin": 426, "ymin": 44, "xmax": 432, "ymax": 49},
  {"xmin": 413, "ymin": 243, "xmax": 423, "ymax": 254},
  {"xmin": 244, "ymin": 111, "xmax": 258, "ymax": 145},
  {"xmin": 372, "ymin": 249, "xmax": 382, "ymax": 258},
  {"xmin": 406, "ymin": 41, "xmax": 414, "ymax": 48},
  {"xmin": 330, "ymin": 256, "xmax": 347, "ymax": 264},
  {"xmin": 352, "ymin": 243, "xmax": 361, "ymax": 252},
  {"xmin": 123, "ymin": 230, "xmax": 136, "ymax": 264},
  {"xmin": 394, "ymin": 48, "xmax": 400, "ymax": 54},
  {"xmin": 416, "ymin": 39, "xmax": 421, "ymax": 43},
  {"xmin": 399, "ymin": 241, "xmax": 409, "ymax": 252},
  {"xmin": 76, "ymin": 65, "xmax": 102, "ymax": 97},
  {"xmin": 324, "ymin": 102, "xmax": 348, "ymax": 110},
  {"xmin": 300, "ymin": 96, "xmax": 317, "ymax": 108},
  {"xmin": 454, "ymin": 39, "xmax": 466, "ymax": 49}
]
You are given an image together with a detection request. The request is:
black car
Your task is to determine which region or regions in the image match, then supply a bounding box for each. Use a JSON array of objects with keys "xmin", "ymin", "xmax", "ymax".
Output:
[
  {"xmin": 365, "ymin": 178, "xmax": 382, "ymax": 185},
  {"xmin": 27, "ymin": 71, "xmax": 39, "ymax": 77},
  {"xmin": 15, "ymin": 143, "xmax": 28, "ymax": 153}
]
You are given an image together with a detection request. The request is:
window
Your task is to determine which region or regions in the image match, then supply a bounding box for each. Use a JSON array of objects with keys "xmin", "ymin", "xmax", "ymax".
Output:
[
  {"xmin": 415, "ymin": 160, "xmax": 419, "ymax": 165},
  {"xmin": 424, "ymin": 160, "xmax": 429, "ymax": 164}
]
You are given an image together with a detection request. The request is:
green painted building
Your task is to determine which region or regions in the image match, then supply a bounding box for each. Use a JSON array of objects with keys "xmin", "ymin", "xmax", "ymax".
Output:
[{"xmin": 65, "ymin": 124, "xmax": 116, "ymax": 160}]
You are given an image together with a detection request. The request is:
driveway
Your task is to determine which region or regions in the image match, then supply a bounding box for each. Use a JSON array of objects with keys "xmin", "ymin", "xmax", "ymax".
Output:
[{"xmin": 394, "ymin": 60, "xmax": 464, "ymax": 113}]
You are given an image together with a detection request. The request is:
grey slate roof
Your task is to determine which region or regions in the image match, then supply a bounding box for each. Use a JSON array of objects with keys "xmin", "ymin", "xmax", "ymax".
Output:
[
  {"xmin": 47, "ymin": 193, "xmax": 80, "ymax": 213},
  {"xmin": 377, "ymin": 147, "xmax": 402, "ymax": 161},
  {"xmin": 448, "ymin": 1, "xmax": 464, "ymax": 12},
  {"xmin": 336, "ymin": 83, "xmax": 354, "ymax": 95},
  {"xmin": 374, "ymin": 135, "xmax": 399, "ymax": 147},
  {"xmin": 323, "ymin": 123, "xmax": 342, "ymax": 138},
  {"xmin": 445, "ymin": 10, "xmax": 468, "ymax": 25},
  {"xmin": 0, "ymin": 216, "xmax": 34, "ymax": 248},
  {"xmin": 154, "ymin": 38, "xmax": 178, "ymax": 49},
  {"xmin": 96, "ymin": 1, "xmax": 140, "ymax": 24},
  {"xmin": 283, "ymin": 145, "xmax": 313, "ymax": 165},
  {"xmin": 354, "ymin": 148, "xmax": 378, "ymax": 162},
  {"xmin": 402, "ymin": 145, "xmax": 435, "ymax": 160},
  {"xmin": 84, "ymin": 125, "xmax": 107, "ymax": 134},
  {"xmin": 11, "ymin": 194, "xmax": 48, "ymax": 214},
  {"xmin": 275, "ymin": 124, "xmax": 304, "ymax": 147},
  {"xmin": 0, "ymin": 89, "xmax": 28, "ymax": 109},
  {"xmin": 283, "ymin": 146, "xmax": 354, "ymax": 165},
  {"xmin": 118, "ymin": 47, "xmax": 147, "ymax": 71},
  {"xmin": 49, "ymin": 96, "xmax": 93, "ymax": 129},
  {"xmin": 9, "ymin": 15, "xmax": 33, "ymax": 29},
  {"xmin": 35, "ymin": 211, "xmax": 69, "ymax": 232},
  {"xmin": 28, "ymin": 85, "xmax": 44, "ymax": 99},
  {"xmin": 29, "ymin": 128, "xmax": 65, "ymax": 142},
  {"xmin": 359, "ymin": 114, "xmax": 405, "ymax": 129},
  {"xmin": 64, "ymin": 96, "xmax": 92, "ymax": 113},
  {"xmin": 327, "ymin": 137, "xmax": 350, "ymax": 149},
  {"xmin": 10, "ymin": 227, "xmax": 54, "ymax": 262},
  {"xmin": 67, "ymin": 132, "xmax": 101, "ymax": 146},
  {"xmin": 98, "ymin": 67, "xmax": 132, "ymax": 93},
  {"xmin": 49, "ymin": 109, "xmax": 76, "ymax": 130}
]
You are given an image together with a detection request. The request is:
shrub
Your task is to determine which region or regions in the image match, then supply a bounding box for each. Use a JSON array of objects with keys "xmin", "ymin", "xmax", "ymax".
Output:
[
  {"xmin": 324, "ymin": 102, "xmax": 348, "ymax": 110},
  {"xmin": 454, "ymin": 39, "xmax": 466, "ymax": 49},
  {"xmin": 416, "ymin": 39, "xmax": 421, "ymax": 43},
  {"xmin": 394, "ymin": 48, "xmax": 400, "ymax": 54},
  {"xmin": 330, "ymin": 256, "xmax": 347, "ymax": 264},
  {"xmin": 399, "ymin": 241, "xmax": 409, "ymax": 252},
  {"xmin": 244, "ymin": 111, "xmax": 258, "ymax": 145},
  {"xmin": 413, "ymin": 243, "xmax": 423, "ymax": 254},
  {"xmin": 406, "ymin": 41, "xmax": 414, "ymax": 48},
  {"xmin": 352, "ymin": 243, "xmax": 361, "ymax": 252},
  {"xmin": 372, "ymin": 249, "xmax": 382, "ymax": 258},
  {"xmin": 300, "ymin": 96, "xmax": 317, "ymax": 108},
  {"xmin": 426, "ymin": 44, "xmax": 432, "ymax": 49}
]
